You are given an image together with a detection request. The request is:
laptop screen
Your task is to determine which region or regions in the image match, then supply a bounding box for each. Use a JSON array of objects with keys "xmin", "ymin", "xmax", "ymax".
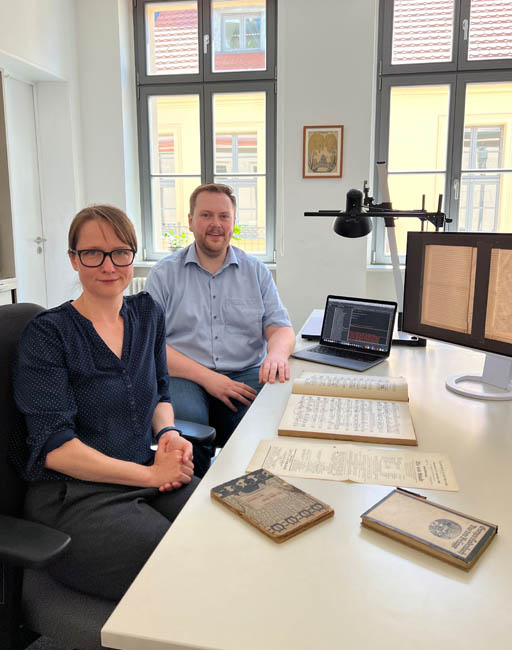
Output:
[{"xmin": 320, "ymin": 295, "xmax": 397, "ymax": 354}]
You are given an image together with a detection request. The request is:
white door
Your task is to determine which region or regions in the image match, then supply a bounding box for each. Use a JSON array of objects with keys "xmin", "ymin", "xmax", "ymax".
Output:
[{"xmin": 4, "ymin": 76, "xmax": 47, "ymax": 306}]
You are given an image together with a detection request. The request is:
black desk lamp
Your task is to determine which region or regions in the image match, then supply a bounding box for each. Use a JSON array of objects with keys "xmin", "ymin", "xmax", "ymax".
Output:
[{"xmin": 305, "ymin": 162, "xmax": 452, "ymax": 346}]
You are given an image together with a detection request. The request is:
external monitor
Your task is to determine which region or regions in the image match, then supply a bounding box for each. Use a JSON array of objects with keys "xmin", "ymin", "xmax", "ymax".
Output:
[{"xmin": 403, "ymin": 232, "xmax": 512, "ymax": 400}]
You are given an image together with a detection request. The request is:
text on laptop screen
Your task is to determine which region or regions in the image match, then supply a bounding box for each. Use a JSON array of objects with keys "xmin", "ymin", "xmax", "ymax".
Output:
[{"xmin": 322, "ymin": 298, "xmax": 395, "ymax": 352}]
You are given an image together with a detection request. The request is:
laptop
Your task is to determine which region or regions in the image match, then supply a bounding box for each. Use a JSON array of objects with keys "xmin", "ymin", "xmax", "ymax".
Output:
[{"xmin": 292, "ymin": 295, "xmax": 397, "ymax": 371}]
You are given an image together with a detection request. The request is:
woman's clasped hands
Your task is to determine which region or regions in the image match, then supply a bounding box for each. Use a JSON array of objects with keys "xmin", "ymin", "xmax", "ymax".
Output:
[{"xmin": 151, "ymin": 432, "xmax": 195, "ymax": 492}]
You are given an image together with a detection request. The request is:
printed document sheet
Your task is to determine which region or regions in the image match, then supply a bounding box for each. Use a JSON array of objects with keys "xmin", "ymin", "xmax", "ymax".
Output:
[{"xmin": 247, "ymin": 439, "xmax": 458, "ymax": 491}]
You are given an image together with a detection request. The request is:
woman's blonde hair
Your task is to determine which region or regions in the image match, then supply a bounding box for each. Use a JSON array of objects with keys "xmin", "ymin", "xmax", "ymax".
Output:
[{"xmin": 68, "ymin": 205, "xmax": 137, "ymax": 252}]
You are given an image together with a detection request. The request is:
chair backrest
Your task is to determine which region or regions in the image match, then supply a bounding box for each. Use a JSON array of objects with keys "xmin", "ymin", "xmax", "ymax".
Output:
[{"xmin": 0, "ymin": 303, "xmax": 45, "ymax": 517}]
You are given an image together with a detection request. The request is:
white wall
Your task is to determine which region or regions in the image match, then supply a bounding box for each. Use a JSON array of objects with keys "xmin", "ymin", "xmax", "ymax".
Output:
[
  {"xmin": 0, "ymin": 0, "xmax": 141, "ymax": 306},
  {"xmin": 276, "ymin": 0, "xmax": 379, "ymax": 329},
  {"xmin": 0, "ymin": 0, "xmax": 74, "ymax": 81},
  {"xmin": 75, "ymin": 0, "xmax": 141, "ymax": 236},
  {"xmin": 0, "ymin": 0, "xmax": 84, "ymax": 306}
]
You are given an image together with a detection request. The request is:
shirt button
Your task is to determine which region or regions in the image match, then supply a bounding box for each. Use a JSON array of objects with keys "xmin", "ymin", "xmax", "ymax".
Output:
[
  {"xmin": 215, "ymin": 357, "xmax": 219, "ymax": 360},
  {"xmin": 213, "ymin": 295, "xmax": 216, "ymax": 299},
  {"xmin": 213, "ymin": 315, "xmax": 217, "ymax": 319},
  {"xmin": 215, "ymin": 336, "xmax": 218, "ymax": 340}
]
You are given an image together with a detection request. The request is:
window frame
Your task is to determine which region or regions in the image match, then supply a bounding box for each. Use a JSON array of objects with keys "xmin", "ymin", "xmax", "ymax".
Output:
[
  {"xmin": 134, "ymin": 0, "xmax": 277, "ymax": 262},
  {"xmin": 374, "ymin": 0, "xmax": 512, "ymax": 265}
]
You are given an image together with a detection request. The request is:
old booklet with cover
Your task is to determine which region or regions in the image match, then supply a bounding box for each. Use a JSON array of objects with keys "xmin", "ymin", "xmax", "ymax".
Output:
[
  {"xmin": 361, "ymin": 489, "xmax": 497, "ymax": 570},
  {"xmin": 278, "ymin": 372, "xmax": 416, "ymax": 445},
  {"xmin": 211, "ymin": 469, "xmax": 334, "ymax": 543}
]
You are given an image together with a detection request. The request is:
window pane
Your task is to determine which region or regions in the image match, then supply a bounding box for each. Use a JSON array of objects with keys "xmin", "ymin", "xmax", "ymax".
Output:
[
  {"xmin": 386, "ymin": 173, "xmax": 446, "ymax": 255},
  {"xmin": 212, "ymin": 0, "xmax": 266, "ymax": 72},
  {"xmin": 214, "ymin": 175, "xmax": 266, "ymax": 254},
  {"xmin": 391, "ymin": 0, "xmax": 455, "ymax": 65},
  {"xmin": 213, "ymin": 92, "xmax": 265, "ymax": 173},
  {"xmin": 459, "ymin": 171, "xmax": 511, "ymax": 231},
  {"xmin": 148, "ymin": 95, "xmax": 201, "ymax": 174},
  {"xmin": 468, "ymin": 0, "xmax": 512, "ymax": 61},
  {"xmin": 213, "ymin": 91, "xmax": 266, "ymax": 254},
  {"xmin": 462, "ymin": 126, "xmax": 503, "ymax": 169},
  {"xmin": 389, "ymin": 85, "xmax": 450, "ymax": 171},
  {"xmin": 145, "ymin": 1, "xmax": 199, "ymax": 76},
  {"xmin": 459, "ymin": 82, "xmax": 512, "ymax": 232},
  {"xmin": 148, "ymin": 95, "xmax": 201, "ymax": 252},
  {"xmin": 152, "ymin": 177, "xmax": 199, "ymax": 252}
]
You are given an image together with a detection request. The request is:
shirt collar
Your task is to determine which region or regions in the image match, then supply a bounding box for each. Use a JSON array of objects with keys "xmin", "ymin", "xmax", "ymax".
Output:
[{"xmin": 184, "ymin": 243, "xmax": 239, "ymax": 273}]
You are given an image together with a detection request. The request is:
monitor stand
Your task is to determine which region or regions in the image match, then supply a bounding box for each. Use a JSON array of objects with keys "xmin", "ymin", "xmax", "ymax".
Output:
[{"xmin": 446, "ymin": 353, "xmax": 512, "ymax": 401}]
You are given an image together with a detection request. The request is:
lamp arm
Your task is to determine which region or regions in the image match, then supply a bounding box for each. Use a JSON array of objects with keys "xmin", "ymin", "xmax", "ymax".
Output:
[{"xmin": 305, "ymin": 209, "xmax": 449, "ymax": 230}]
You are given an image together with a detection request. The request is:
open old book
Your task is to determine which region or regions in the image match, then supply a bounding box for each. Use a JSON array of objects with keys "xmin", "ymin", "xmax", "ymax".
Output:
[{"xmin": 278, "ymin": 372, "xmax": 416, "ymax": 445}]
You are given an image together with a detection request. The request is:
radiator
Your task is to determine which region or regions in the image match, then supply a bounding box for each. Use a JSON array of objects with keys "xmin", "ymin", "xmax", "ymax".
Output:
[{"xmin": 126, "ymin": 276, "xmax": 147, "ymax": 295}]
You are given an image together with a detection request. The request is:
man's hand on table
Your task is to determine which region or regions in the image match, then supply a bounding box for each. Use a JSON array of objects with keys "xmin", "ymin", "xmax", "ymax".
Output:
[
  {"xmin": 203, "ymin": 372, "xmax": 258, "ymax": 412},
  {"xmin": 258, "ymin": 353, "xmax": 290, "ymax": 384}
]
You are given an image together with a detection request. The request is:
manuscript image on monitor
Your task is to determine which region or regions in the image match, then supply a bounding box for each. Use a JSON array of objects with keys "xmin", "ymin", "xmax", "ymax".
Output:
[
  {"xmin": 485, "ymin": 248, "xmax": 512, "ymax": 345},
  {"xmin": 420, "ymin": 244, "xmax": 477, "ymax": 334},
  {"xmin": 403, "ymin": 232, "xmax": 512, "ymax": 360}
]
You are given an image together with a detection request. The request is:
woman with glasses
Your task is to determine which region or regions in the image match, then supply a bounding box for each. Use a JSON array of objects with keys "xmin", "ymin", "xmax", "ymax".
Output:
[{"xmin": 12, "ymin": 205, "xmax": 197, "ymax": 601}]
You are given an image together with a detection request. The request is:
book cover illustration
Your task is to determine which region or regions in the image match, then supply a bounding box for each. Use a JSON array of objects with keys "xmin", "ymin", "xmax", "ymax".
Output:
[
  {"xmin": 361, "ymin": 489, "xmax": 497, "ymax": 569},
  {"xmin": 211, "ymin": 468, "xmax": 334, "ymax": 542}
]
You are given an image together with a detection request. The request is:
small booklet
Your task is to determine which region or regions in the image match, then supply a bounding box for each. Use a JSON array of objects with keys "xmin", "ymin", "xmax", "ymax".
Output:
[
  {"xmin": 211, "ymin": 469, "xmax": 334, "ymax": 543},
  {"xmin": 361, "ymin": 489, "xmax": 498, "ymax": 570},
  {"xmin": 278, "ymin": 372, "xmax": 416, "ymax": 445}
]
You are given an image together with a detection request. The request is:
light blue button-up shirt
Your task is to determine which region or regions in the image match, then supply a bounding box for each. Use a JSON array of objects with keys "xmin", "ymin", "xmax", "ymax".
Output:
[{"xmin": 145, "ymin": 244, "xmax": 291, "ymax": 372}]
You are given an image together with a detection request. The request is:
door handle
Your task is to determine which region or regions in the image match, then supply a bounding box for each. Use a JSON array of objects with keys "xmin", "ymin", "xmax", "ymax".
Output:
[{"xmin": 34, "ymin": 236, "xmax": 47, "ymax": 244}]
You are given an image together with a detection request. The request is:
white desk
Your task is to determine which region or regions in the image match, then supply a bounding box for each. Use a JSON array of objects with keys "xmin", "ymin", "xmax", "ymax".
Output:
[{"xmin": 102, "ymin": 316, "xmax": 511, "ymax": 650}]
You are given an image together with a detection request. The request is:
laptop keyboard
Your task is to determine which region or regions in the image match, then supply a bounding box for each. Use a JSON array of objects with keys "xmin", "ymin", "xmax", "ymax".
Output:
[{"xmin": 311, "ymin": 345, "xmax": 379, "ymax": 362}]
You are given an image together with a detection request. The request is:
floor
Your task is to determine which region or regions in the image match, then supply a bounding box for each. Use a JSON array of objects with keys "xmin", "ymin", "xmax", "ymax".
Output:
[{"xmin": 26, "ymin": 638, "xmax": 68, "ymax": 650}]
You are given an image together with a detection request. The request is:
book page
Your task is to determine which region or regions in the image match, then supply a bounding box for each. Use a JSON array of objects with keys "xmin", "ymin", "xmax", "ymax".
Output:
[
  {"xmin": 292, "ymin": 372, "xmax": 409, "ymax": 401},
  {"xmin": 421, "ymin": 244, "xmax": 476, "ymax": 333},
  {"xmin": 247, "ymin": 440, "xmax": 458, "ymax": 491},
  {"xmin": 485, "ymin": 248, "xmax": 512, "ymax": 344},
  {"xmin": 279, "ymin": 393, "xmax": 416, "ymax": 444}
]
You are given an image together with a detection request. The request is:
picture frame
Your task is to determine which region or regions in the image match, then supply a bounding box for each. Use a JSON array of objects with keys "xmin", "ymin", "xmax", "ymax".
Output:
[{"xmin": 302, "ymin": 125, "xmax": 343, "ymax": 178}]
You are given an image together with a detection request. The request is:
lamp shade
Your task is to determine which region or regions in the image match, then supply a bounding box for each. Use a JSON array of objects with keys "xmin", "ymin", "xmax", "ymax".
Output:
[{"xmin": 332, "ymin": 189, "xmax": 373, "ymax": 238}]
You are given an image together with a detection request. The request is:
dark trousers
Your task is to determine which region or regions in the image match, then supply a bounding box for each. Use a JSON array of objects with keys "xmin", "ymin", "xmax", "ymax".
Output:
[
  {"xmin": 24, "ymin": 478, "xmax": 199, "ymax": 601},
  {"xmin": 170, "ymin": 366, "xmax": 262, "ymax": 477}
]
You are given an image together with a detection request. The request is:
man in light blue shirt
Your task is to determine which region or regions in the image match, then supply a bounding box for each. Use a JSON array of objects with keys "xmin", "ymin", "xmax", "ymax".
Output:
[{"xmin": 146, "ymin": 183, "xmax": 295, "ymax": 476}]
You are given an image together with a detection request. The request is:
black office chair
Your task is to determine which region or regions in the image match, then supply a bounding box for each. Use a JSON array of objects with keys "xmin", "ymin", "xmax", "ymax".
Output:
[{"xmin": 0, "ymin": 303, "xmax": 215, "ymax": 650}]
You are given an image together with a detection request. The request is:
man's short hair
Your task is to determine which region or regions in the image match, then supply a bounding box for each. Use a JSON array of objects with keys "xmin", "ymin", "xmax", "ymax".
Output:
[{"xmin": 189, "ymin": 183, "xmax": 237, "ymax": 214}]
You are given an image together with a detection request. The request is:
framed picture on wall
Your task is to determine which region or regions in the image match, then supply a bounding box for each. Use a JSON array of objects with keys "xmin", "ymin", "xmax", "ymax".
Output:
[{"xmin": 302, "ymin": 125, "xmax": 343, "ymax": 178}]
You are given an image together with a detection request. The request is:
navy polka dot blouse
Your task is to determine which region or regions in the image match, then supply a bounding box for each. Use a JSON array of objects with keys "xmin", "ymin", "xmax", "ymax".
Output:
[{"xmin": 11, "ymin": 293, "xmax": 171, "ymax": 482}]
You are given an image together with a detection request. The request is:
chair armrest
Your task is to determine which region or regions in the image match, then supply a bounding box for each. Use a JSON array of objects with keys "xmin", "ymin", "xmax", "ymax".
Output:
[
  {"xmin": 174, "ymin": 419, "xmax": 216, "ymax": 444},
  {"xmin": 0, "ymin": 514, "xmax": 71, "ymax": 569}
]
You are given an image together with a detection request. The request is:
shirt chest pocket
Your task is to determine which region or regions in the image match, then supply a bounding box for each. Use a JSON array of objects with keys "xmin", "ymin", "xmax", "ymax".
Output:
[{"xmin": 223, "ymin": 298, "xmax": 264, "ymax": 339}]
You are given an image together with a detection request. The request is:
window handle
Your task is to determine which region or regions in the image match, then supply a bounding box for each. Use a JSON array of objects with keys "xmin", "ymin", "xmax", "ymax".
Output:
[
  {"xmin": 453, "ymin": 178, "xmax": 460, "ymax": 201},
  {"xmin": 462, "ymin": 18, "xmax": 469, "ymax": 41},
  {"xmin": 203, "ymin": 34, "xmax": 210, "ymax": 54}
]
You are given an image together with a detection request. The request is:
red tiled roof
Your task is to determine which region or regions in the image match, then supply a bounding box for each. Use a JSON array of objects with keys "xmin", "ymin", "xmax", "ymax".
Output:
[
  {"xmin": 153, "ymin": 9, "xmax": 199, "ymax": 73},
  {"xmin": 214, "ymin": 52, "xmax": 265, "ymax": 71},
  {"xmin": 151, "ymin": 7, "xmax": 265, "ymax": 73},
  {"xmin": 392, "ymin": 0, "xmax": 512, "ymax": 64},
  {"xmin": 468, "ymin": 0, "xmax": 512, "ymax": 60}
]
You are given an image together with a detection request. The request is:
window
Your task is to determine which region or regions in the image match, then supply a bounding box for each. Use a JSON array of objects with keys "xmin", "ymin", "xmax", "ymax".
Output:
[
  {"xmin": 374, "ymin": 0, "xmax": 512, "ymax": 264},
  {"xmin": 134, "ymin": 0, "xmax": 276, "ymax": 261}
]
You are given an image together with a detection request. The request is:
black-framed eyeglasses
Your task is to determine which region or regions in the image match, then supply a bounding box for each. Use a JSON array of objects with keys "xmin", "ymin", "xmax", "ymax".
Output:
[{"xmin": 70, "ymin": 249, "xmax": 136, "ymax": 267}]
